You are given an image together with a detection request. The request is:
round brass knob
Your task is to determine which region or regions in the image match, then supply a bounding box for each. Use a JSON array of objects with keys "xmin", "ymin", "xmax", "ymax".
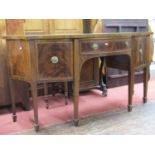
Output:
[
  {"xmin": 92, "ymin": 43, "xmax": 99, "ymax": 50},
  {"xmin": 50, "ymin": 56, "xmax": 59, "ymax": 64}
]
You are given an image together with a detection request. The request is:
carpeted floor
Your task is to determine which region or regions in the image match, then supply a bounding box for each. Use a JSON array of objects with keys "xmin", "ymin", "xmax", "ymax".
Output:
[
  {"xmin": 18, "ymin": 100, "xmax": 155, "ymax": 135},
  {"xmin": 0, "ymin": 77, "xmax": 155, "ymax": 135}
]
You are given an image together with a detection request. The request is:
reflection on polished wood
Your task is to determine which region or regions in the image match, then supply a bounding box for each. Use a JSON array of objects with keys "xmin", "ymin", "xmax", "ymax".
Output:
[{"xmin": 4, "ymin": 32, "xmax": 153, "ymax": 131}]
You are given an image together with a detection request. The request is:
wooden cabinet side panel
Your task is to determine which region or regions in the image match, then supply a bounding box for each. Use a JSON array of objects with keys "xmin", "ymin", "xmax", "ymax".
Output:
[
  {"xmin": 132, "ymin": 37, "xmax": 148, "ymax": 68},
  {"xmin": 147, "ymin": 35, "xmax": 154, "ymax": 64},
  {"xmin": 0, "ymin": 19, "xmax": 11, "ymax": 105},
  {"xmin": 7, "ymin": 40, "xmax": 31, "ymax": 81}
]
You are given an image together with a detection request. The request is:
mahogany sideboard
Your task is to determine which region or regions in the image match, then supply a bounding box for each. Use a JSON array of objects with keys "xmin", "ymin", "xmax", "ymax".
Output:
[{"xmin": 4, "ymin": 32, "xmax": 153, "ymax": 131}]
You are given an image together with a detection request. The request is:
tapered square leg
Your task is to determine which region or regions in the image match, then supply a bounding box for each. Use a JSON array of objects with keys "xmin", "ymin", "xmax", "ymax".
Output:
[
  {"xmin": 128, "ymin": 70, "xmax": 134, "ymax": 112},
  {"xmin": 73, "ymin": 40, "xmax": 80, "ymax": 126},
  {"xmin": 73, "ymin": 82, "xmax": 80, "ymax": 126},
  {"xmin": 12, "ymin": 114, "xmax": 17, "ymax": 122},
  {"xmin": 143, "ymin": 97, "xmax": 147, "ymax": 103},
  {"xmin": 9, "ymin": 79, "xmax": 17, "ymax": 122},
  {"xmin": 44, "ymin": 82, "xmax": 49, "ymax": 109},
  {"xmin": 34, "ymin": 123, "xmax": 40, "ymax": 132},
  {"xmin": 73, "ymin": 120, "xmax": 79, "ymax": 127},
  {"xmin": 64, "ymin": 82, "xmax": 68, "ymax": 105},
  {"xmin": 31, "ymin": 82, "xmax": 39, "ymax": 132},
  {"xmin": 128, "ymin": 105, "xmax": 133, "ymax": 112},
  {"xmin": 143, "ymin": 66, "xmax": 149, "ymax": 104}
]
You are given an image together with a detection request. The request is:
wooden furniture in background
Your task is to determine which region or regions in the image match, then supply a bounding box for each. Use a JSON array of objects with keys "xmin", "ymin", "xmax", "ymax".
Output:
[
  {"xmin": 24, "ymin": 19, "xmax": 83, "ymax": 34},
  {"xmin": 4, "ymin": 32, "xmax": 153, "ymax": 131},
  {"xmin": 49, "ymin": 19, "xmax": 83, "ymax": 34},
  {"xmin": 24, "ymin": 19, "xmax": 49, "ymax": 34}
]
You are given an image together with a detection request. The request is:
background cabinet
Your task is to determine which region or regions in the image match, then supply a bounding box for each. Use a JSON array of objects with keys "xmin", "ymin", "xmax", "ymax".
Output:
[
  {"xmin": 24, "ymin": 19, "xmax": 49, "ymax": 34},
  {"xmin": 49, "ymin": 19, "xmax": 83, "ymax": 34},
  {"xmin": 24, "ymin": 19, "xmax": 83, "ymax": 34}
]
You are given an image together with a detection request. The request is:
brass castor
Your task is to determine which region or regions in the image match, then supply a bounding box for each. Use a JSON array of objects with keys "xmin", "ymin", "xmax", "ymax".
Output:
[
  {"xmin": 128, "ymin": 105, "xmax": 133, "ymax": 112},
  {"xmin": 34, "ymin": 124, "xmax": 40, "ymax": 132},
  {"xmin": 12, "ymin": 114, "xmax": 17, "ymax": 122},
  {"xmin": 73, "ymin": 120, "xmax": 79, "ymax": 127},
  {"xmin": 143, "ymin": 97, "xmax": 147, "ymax": 104}
]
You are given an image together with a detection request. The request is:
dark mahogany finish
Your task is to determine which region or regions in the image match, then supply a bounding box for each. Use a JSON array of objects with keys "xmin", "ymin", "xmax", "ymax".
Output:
[
  {"xmin": 37, "ymin": 41, "xmax": 73, "ymax": 80},
  {"xmin": 4, "ymin": 32, "xmax": 153, "ymax": 131},
  {"xmin": 80, "ymin": 39, "xmax": 131, "ymax": 53}
]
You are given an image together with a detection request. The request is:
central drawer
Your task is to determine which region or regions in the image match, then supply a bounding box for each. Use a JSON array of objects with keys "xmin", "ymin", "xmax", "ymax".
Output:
[
  {"xmin": 36, "ymin": 41, "xmax": 73, "ymax": 81},
  {"xmin": 80, "ymin": 39, "xmax": 131, "ymax": 53}
]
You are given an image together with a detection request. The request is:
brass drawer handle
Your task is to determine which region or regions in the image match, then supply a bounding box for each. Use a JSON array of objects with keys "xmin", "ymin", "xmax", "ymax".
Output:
[
  {"xmin": 92, "ymin": 43, "xmax": 99, "ymax": 50},
  {"xmin": 50, "ymin": 56, "xmax": 59, "ymax": 64}
]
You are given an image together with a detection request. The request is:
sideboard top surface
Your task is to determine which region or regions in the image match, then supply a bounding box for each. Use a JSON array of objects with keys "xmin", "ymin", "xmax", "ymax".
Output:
[{"xmin": 3, "ymin": 32, "xmax": 153, "ymax": 40}]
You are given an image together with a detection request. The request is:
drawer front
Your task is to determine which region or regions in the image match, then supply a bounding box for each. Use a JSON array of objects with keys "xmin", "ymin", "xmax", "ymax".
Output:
[
  {"xmin": 80, "ymin": 39, "xmax": 131, "ymax": 53},
  {"xmin": 37, "ymin": 41, "xmax": 73, "ymax": 81}
]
